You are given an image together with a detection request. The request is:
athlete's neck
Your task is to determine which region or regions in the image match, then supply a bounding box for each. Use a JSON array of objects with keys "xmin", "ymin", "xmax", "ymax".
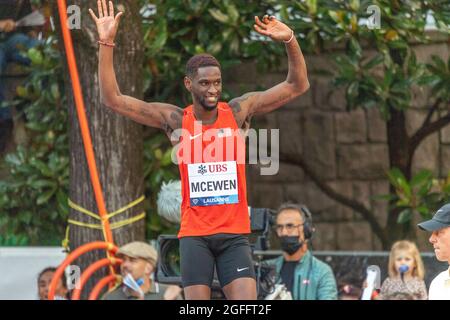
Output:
[{"xmin": 193, "ymin": 103, "xmax": 218, "ymax": 125}]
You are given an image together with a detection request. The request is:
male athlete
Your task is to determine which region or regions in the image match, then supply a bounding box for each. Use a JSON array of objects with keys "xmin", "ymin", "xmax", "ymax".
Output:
[{"xmin": 89, "ymin": 0, "xmax": 309, "ymax": 300}]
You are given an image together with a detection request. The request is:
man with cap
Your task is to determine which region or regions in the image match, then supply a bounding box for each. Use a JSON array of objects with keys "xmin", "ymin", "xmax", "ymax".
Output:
[
  {"xmin": 102, "ymin": 241, "xmax": 182, "ymax": 300},
  {"xmin": 418, "ymin": 203, "xmax": 450, "ymax": 300}
]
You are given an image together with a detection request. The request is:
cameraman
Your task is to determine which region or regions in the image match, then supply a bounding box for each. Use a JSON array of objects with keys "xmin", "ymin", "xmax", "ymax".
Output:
[{"xmin": 266, "ymin": 203, "xmax": 337, "ymax": 300}]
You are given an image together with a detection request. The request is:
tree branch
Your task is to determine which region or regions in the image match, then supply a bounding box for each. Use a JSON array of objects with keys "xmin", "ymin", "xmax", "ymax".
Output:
[
  {"xmin": 410, "ymin": 102, "xmax": 450, "ymax": 153},
  {"xmin": 421, "ymin": 98, "xmax": 442, "ymax": 128},
  {"xmin": 279, "ymin": 152, "xmax": 389, "ymax": 248}
]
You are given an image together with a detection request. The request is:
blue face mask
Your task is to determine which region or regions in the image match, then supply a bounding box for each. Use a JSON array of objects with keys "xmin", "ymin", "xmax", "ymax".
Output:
[{"xmin": 136, "ymin": 278, "xmax": 144, "ymax": 286}]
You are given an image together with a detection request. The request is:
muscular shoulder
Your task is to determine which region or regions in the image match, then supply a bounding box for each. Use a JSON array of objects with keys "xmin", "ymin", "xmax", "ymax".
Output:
[
  {"xmin": 162, "ymin": 105, "xmax": 184, "ymax": 138},
  {"xmin": 228, "ymin": 93, "xmax": 258, "ymax": 130}
]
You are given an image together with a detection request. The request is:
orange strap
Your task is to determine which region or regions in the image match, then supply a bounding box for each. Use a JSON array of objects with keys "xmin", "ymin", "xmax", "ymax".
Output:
[
  {"xmin": 56, "ymin": 0, "xmax": 116, "ymax": 282},
  {"xmin": 56, "ymin": 0, "xmax": 113, "ymax": 244}
]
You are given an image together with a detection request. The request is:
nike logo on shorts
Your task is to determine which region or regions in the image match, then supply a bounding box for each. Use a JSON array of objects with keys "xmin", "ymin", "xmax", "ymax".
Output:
[
  {"xmin": 189, "ymin": 133, "xmax": 202, "ymax": 140},
  {"xmin": 237, "ymin": 267, "xmax": 249, "ymax": 272}
]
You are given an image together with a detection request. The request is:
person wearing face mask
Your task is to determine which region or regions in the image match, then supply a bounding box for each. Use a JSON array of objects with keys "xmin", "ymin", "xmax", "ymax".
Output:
[
  {"xmin": 266, "ymin": 202, "xmax": 337, "ymax": 300},
  {"xmin": 102, "ymin": 241, "xmax": 182, "ymax": 300}
]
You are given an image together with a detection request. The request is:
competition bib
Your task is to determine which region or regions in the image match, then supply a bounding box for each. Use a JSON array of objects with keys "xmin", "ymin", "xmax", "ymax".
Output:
[{"xmin": 188, "ymin": 161, "xmax": 239, "ymax": 207}]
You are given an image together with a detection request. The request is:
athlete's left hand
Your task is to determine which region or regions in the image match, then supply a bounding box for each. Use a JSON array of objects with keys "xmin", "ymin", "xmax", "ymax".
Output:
[{"xmin": 253, "ymin": 15, "xmax": 293, "ymax": 42}]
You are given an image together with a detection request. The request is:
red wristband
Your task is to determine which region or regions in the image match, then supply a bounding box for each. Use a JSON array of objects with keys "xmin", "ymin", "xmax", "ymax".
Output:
[{"xmin": 98, "ymin": 40, "xmax": 115, "ymax": 48}]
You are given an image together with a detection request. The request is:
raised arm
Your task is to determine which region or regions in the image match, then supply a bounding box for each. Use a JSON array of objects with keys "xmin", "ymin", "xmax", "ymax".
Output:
[
  {"xmin": 229, "ymin": 15, "xmax": 309, "ymax": 127},
  {"xmin": 88, "ymin": 0, "xmax": 182, "ymax": 134}
]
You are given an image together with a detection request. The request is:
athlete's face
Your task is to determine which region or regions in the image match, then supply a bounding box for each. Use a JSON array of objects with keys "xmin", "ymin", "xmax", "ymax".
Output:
[{"xmin": 185, "ymin": 66, "xmax": 222, "ymax": 111}]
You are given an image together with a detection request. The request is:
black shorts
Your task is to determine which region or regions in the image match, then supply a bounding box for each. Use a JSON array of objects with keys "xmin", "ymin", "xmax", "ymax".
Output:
[{"xmin": 180, "ymin": 233, "xmax": 256, "ymax": 288}]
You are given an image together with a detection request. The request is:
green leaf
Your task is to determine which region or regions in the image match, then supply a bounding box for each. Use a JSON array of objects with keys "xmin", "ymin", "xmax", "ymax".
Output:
[
  {"xmin": 364, "ymin": 54, "xmax": 384, "ymax": 70},
  {"xmin": 226, "ymin": 5, "xmax": 239, "ymax": 24},
  {"xmin": 411, "ymin": 170, "xmax": 433, "ymax": 187},
  {"xmin": 51, "ymin": 84, "xmax": 60, "ymax": 100},
  {"xmin": 347, "ymin": 81, "xmax": 359, "ymax": 99},
  {"xmin": 29, "ymin": 179, "xmax": 57, "ymax": 190},
  {"xmin": 208, "ymin": 9, "xmax": 229, "ymax": 24},
  {"xmin": 387, "ymin": 168, "xmax": 406, "ymax": 189},
  {"xmin": 306, "ymin": 0, "xmax": 317, "ymax": 15},
  {"xmin": 36, "ymin": 188, "xmax": 56, "ymax": 205},
  {"xmin": 349, "ymin": 0, "xmax": 360, "ymax": 11},
  {"xmin": 19, "ymin": 211, "xmax": 33, "ymax": 225},
  {"xmin": 397, "ymin": 209, "xmax": 412, "ymax": 224},
  {"xmin": 161, "ymin": 149, "xmax": 174, "ymax": 167},
  {"xmin": 349, "ymin": 37, "xmax": 362, "ymax": 59},
  {"xmin": 28, "ymin": 48, "xmax": 43, "ymax": 65}
]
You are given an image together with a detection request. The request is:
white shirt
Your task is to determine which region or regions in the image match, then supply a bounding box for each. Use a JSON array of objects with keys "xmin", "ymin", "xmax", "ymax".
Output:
[{"xmin": 429, "ymin": 267, "xmax": 450, "ymax": 300}]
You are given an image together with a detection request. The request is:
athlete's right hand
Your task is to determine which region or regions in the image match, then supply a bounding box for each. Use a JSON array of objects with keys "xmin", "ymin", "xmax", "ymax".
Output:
[{"xmin": 89, "ymin": 0, "xmax": 123, "ymax": 43}]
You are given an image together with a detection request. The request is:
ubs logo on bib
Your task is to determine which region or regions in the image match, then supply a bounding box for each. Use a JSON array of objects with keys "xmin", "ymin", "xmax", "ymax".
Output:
[
  {"xmin": 198, "ymin": 165, "xmax": 207, "ymax": 175},
  {"xmin": 208, "ymin": 163, "xmax": 228, "ymax": 173}
]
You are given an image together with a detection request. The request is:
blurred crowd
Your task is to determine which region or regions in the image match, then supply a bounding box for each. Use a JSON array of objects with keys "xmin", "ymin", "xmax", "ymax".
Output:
[{"xmin": 37, "ymin": 202, "xmax": 450, "ymax": 301}]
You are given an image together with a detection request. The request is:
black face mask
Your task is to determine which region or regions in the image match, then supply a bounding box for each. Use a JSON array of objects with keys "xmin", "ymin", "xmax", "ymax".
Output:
[{"xmin": 279, "ymin": 236, "xmax": 304, "ymax": 255}]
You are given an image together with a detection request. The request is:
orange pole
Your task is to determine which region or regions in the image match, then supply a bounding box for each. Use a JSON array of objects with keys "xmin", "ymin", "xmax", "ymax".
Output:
[
  {"xmin": 48, "ymin": 242, "xmax": 117, "ymax": 300},
  {"xmin": 71, "ymin": 258, "xmax": 123, "ymax": 300},
  {"xmin": 56, "ymin": 1, "xmax": 113, "ymax": 242},
  {"xmin": 89, "ymin": 275, "xmax": 120, "ymax": 300}
]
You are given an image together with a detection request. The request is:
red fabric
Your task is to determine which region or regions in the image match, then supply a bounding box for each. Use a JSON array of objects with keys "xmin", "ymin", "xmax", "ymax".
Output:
[{"xmin": 177, "ymin": 102, "xmax": 250, "ymax": 238}]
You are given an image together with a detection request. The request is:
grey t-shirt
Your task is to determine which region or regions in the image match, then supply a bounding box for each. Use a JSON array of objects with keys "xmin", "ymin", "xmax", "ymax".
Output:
[{"xmin": 102, "ymin": 282, "xmax": 173, "ymax": 300}]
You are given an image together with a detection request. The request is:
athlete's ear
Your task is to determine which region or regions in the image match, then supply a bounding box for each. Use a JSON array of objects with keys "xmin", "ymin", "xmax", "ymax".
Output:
[{"xmin": 184, "ymin": 76, "xmax": 192, "ymax": 92}]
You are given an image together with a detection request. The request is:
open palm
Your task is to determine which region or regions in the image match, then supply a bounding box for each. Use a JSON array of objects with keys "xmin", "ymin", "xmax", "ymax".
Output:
[
  {"xmin": 254, "ymin": 15, "xmax": 293, "ymax": 42},
  {"xmin": 89, "ymin": 0, "xmax": 123, "ymax": 42}
]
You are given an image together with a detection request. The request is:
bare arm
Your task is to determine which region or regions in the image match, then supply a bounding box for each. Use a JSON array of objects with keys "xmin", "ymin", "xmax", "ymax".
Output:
[
  {"xmin": 229, "ymin": 15, "xmax": 309, "ymax": 127},
  {"xmin": 89, "ymin": 0, "xmax": 182, "ymax": 134}
]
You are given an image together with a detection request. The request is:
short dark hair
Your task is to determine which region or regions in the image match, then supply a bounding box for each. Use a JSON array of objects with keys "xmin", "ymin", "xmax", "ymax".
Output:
[
  {"xmin": 185, "ymin": 54, "xmax": 221, "ymax": 78},
  {"xmin": 276, "ymin": 202, "xmax": 307, "ymax": 222},
  {"xmin": 38, "ymin": 267, "xmax": 67, "ymax": 289}
]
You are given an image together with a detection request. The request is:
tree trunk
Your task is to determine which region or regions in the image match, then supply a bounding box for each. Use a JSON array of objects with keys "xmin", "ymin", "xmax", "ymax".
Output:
[
  {"xmin": 55, "ymin": 1, "xmax": 145, "ymax": 299},
  {"xmin": 385, "ymin": 108, "xmax": 415, "ymax": 245}
]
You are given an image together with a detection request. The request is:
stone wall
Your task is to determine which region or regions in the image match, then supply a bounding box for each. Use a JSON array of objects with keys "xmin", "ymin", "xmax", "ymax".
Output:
[{"xmin": 225, "ymin": 40, "xmax": 450, "ymax": 251}]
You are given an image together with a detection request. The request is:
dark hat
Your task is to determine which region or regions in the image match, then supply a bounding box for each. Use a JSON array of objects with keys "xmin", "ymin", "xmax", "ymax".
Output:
[{"xmin": 418, "ymin": 204, "xmax": 450, "ymax": 232}]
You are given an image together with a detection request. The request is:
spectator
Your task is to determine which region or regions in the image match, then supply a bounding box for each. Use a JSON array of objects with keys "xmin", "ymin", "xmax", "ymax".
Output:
[
  {"xmin": 266, "ymin": 202, "xmax": 337, "ymax": 300},
  {"xmin": 378, "ymin": 240, "xmax": 427, "ymax": 300},
  {"xmin": 0, "ymin": 0, "xmax": 40, "ymax": 118},
  {"xmin": 337, "ymin": 276, "xmax": 362, "ymax": 300},
  {"xmin": 102, "ymin": 241, "xmax": 182, "ymax": 300},
  {"xmin": 38, "ymin": 267, "xmax": 69, "ymax": 300},
  {"xmin": 418, "ymin": 203, "xmax": 450, "ymax": 300}
]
